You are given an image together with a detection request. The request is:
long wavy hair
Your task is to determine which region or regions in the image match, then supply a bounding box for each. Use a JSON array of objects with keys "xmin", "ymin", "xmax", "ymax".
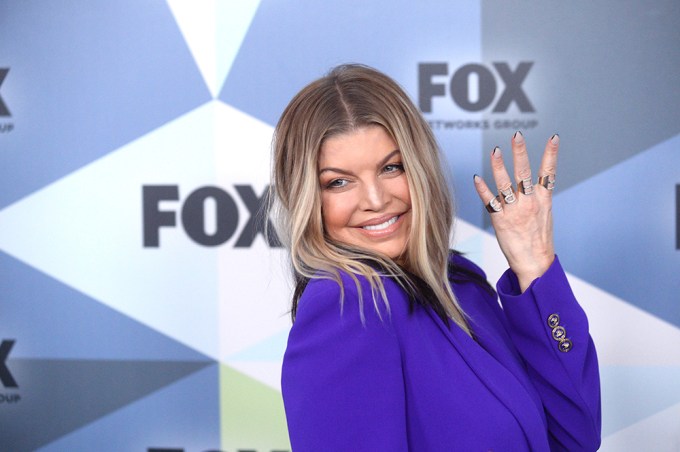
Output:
[{"xmin": 270, "ymin": 64, "xmax": 472, "ymax": 335}]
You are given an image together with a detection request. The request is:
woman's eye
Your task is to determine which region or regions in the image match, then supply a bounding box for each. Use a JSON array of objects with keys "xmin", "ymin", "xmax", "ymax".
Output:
[
  {"xmin": 326, "ymin": 178, "xmax": 348, "ymax": 189},
  {"xmin": 383, "ymin": 163, "xmax": 404, "ymax": 174}
]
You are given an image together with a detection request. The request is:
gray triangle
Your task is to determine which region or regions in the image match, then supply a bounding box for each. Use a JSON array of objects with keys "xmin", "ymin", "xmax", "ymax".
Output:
[
  {"xmin": 480, "ymin": 0, "xmax": 680, "ymax": 191},
  {"xmin": 0, "ymin": 358, "xmax": 212, "ymax": 452}
]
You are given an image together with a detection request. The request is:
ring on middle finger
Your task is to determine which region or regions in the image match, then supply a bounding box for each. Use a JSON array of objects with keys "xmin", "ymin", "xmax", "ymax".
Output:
[
  {"xmin": 500, "ymin": 187, "xmax": 517, "ymax": 204},
  {"xmin": 518, "ymin": 177, "xmax": 534, "ymax": 195}
]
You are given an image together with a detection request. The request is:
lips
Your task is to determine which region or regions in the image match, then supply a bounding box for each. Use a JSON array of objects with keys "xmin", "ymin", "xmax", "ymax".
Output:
[
  {"xmin": 362, "ymin": 215, "xmax": 399, "ymax": 231},
  {"xmin": 354, "ymin": 211, "xmax": 409, "ymax": 238}
]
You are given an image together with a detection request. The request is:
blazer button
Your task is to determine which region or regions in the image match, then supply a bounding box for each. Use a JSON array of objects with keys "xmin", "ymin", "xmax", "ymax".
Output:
[
  {"xmin": 547, "ymin": 313, "xmax": 560, "ymax": 328},
  {"xmin": 552, "ymin": 326, "xmax": 567, "ymax": 341},
  {"xmin": 558, "ymin": 338, "xmax": 573, "ymax": 353}
]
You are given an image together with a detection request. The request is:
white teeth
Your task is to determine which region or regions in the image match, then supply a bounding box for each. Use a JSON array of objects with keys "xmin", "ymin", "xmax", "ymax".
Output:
[{"xmin": 363, "ymin": 216, "xmax": 398, "ymax": 231}]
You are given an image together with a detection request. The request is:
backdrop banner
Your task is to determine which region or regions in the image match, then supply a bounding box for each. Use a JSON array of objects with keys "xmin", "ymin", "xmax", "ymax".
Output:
[{"xmin": 1, "ymin": 1, "xmax": 679, "ymax": 451}]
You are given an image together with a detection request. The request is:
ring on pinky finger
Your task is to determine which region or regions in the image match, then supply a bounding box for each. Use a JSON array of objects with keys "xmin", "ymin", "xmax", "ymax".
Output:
[
  {"xmin": 486, "ymin": 195, "xmax": 503, "ymax": 213},
  {"xmin": 538, "ymin": 174, "xmax": 556, "ymax": 190}
]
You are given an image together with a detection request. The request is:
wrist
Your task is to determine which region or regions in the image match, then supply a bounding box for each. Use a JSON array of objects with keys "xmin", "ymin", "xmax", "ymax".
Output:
[{"xmin": 513, "ymin": 254, "xmax": 555, "ymax": 292}]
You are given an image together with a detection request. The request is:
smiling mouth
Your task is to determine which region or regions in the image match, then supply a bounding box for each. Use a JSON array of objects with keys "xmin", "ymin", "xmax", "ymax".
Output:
[{"xmin": 362, "ymin": 215, "xmax": 399, "ymax": 231}]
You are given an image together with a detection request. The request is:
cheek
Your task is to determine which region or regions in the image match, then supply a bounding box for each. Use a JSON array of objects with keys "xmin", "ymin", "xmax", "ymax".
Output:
[
  {"xmin": 321, "ymin": 193, "xmax": 354, "ymax": 236},
  {"xmin": 402, "ymin": 184, "xmax": 412, "ymax": 204},
  {"xmin": 393, "ymin": 177, "xmax": 412, "ymax": 205}
]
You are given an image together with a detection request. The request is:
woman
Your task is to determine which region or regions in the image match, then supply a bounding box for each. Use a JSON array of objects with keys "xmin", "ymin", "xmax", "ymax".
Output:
[{"xmin": 271, "ymin": 64, "xmax": 601, "ymax": 451}]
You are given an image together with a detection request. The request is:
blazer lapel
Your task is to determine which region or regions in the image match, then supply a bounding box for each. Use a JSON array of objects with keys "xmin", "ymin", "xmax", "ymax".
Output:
[{"xmin": 425, "ymin": 307, "xmax": 549, "ymax": 451}]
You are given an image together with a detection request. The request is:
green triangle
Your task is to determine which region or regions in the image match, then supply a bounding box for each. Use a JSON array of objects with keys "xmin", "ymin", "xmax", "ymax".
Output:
[{"xmin": 220, "ymin": 364, "xmax": 291, "ymax": 450}]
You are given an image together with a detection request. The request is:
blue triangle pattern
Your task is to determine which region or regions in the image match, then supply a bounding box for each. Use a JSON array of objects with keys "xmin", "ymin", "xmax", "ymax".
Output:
[
  {"xmin": 219, "ymin": 0, "xmax": 481, "ymax": 127},
  {"xmin": 218, "ymin": 1, "xmax": 483, "ymax": 221},
  {"xmin": 0, "ymin": 0, "xmax": 211, "ymax": 209},
  {"xmin": 36, "ymin": 364, "xmax": 221, "ymax": 452},
  {"xmin": 1, "ymin": 251, "xmax": 210, "ymax": 362},
  {"xmin": 553, "ymin": 133, "xmax": 680, "ymax": 327},
  {"xmin": 2, "ymin": 358, "xmax": 212, "ymax": 451}
]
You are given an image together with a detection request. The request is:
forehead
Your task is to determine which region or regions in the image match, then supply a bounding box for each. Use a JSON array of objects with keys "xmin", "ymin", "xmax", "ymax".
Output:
[{"xmin": 318, "ymin": 126, "xmax": 397, "ymax": 167}]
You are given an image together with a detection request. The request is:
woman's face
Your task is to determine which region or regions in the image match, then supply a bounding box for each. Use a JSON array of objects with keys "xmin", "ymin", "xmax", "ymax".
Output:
[{"xmin": 318, "ymin": 125, "xmax": 412, "ymax": 260}]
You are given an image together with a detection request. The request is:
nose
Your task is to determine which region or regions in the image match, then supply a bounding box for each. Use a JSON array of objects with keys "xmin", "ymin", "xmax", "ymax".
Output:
[{"xmin": 360, "ymin": 178, "xmax": 389, "ymax": 211}]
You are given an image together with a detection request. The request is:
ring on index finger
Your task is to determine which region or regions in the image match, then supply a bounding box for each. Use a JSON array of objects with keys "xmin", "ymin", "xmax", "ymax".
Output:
[
  {"xmin": 486, "ymin": 195, "xmax": 503, "ymax": 213},
  {"xmin": 500, "ymin": 187, "xmax": 517, "ymax": 204},
  {"xmin": 538, "ymin": 174, "xmax": 556, "ymax": 191}
]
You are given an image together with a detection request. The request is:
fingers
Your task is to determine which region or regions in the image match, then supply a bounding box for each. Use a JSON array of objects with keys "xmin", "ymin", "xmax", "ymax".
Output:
[
  {"xmin": 511, "ymin": 131, "xmax": 535, "ymax": 196},
  {"xmin": 490, "ymin": 146, "xmax": 517, "ymax": 206},
  {"xmin": 511, "ymin": 131, "xmax": 532, "ymax": 185},
  {"xmin": 473, "ymin": 174, "xmax": 502, "ymax": 213},
  {"xmin": 473, "ymin": 144, "xmax": 517, "ymax": 213},
  {"xmin": 473, "ymin": 145, "xmax": 517, "ymax": 214},
  {"xmin": 537, "ymin": 134, "xmax": 559, "ymax": 193},
  {"xmin": 475, "ymin": 132, "xmax": 559, "ymax": 213}
]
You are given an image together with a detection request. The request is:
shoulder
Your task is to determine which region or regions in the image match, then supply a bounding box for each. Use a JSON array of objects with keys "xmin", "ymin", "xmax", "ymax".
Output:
[
  {"xmin": 282, "ymin": 273, "xmax": 410, "ymax": 450},
  {"xmin": 447, "ymin": 252, "xmax": 500, "ymax": 317},
  {"xmin": 296, "ymin": 270, "xmax": 410, "ymax": 327},
  {"xmin": 448, "ymin": 251, "xmax": 488, "ymax": 281},
  {"xmin": 283, "ymin": 271, "xmax": 407, "ymax": 388},
  {"xmin": 448, "ymin": 251, "xmax": 496, "ymax": 298}
]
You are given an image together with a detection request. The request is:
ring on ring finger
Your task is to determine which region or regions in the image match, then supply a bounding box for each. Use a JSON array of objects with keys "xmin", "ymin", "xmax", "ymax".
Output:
[{"xmin": 500, "ymin": 187, "xmax": 517, "ymax": 204}]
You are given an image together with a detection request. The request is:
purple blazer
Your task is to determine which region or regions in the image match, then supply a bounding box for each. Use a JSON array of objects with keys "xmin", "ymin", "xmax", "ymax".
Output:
[{"xmin": 282, "ymin": 255, "xmax": 601, "ymax": 451}]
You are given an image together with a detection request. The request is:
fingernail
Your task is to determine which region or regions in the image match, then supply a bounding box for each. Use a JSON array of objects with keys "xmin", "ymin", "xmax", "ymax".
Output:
[
  {"xmin": 551, "ymin": 134, "xmax": 560, "ymax": 145},
  {"xmin": 492, "ymin": 146, "xmax": 501, "ymax": 158},
  {"xmin": 513, "ymin": 130, "xmax": 524, "ymax": 144},
  {"xmin": 473, "ymin": 174, "xmax": 481, "ymax": 183}
]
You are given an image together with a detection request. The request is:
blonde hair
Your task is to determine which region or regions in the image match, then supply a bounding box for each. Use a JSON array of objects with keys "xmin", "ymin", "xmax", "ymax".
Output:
[{"xmin": 271, "ymin": 64, "xmax": 470, "ymax": 335}]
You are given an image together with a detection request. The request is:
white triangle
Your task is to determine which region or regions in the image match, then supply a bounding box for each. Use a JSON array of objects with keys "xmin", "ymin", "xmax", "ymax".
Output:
[
  {"xmin": 0, "ymin": 100, "xmax": 291, "ymax": 361},
  {"xmin": 167, "ymin": 0, "xmax": 261, "ymax": 98},
  {"xmin": 569, "ymin": 275, "xmax": 680, "ymax": 366},
  {"xmin": 600, "ymin": 401, "xmax": 680, "ymax": 450},
  {"xmin": 212, "ymin": 101, "xmax": 291, "ymax": 361},
  {"xmin": 0, "ymin": 103, "xmax": 219, "ymax": 358}
]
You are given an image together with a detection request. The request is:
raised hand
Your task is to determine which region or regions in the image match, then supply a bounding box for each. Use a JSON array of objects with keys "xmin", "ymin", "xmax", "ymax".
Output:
[{"xmin": 473, "ymin": 132, "xmax": 559, "ymax": 292}]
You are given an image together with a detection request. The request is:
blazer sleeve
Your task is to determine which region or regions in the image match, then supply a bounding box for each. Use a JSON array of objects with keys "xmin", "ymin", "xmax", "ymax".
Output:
[
  {"xmin": 496, "ymin": 255, "xmax": 601, "ymax": 451},
  {"xmin": 281, "ymin": 275, "xmax": 408, "ymax": 452}
]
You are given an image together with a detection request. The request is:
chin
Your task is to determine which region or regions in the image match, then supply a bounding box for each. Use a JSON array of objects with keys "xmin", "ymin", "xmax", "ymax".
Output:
[{"xmin": 373, "ymin": 243, "xmax": 408, "ymax": 262}]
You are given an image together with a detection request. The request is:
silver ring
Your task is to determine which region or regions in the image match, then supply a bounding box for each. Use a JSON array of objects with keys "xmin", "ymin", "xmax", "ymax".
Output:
[
  {"xmin": 485, "ymin": 195, "xmax": 502, "ymax": 213},
  {"xmin": 538, "ymin": 175, "xmax": 555, "ymax": 190},
  {"xmin": 518, "ymin": 177, "xmax": 534, "ymax": 195},
  {"xmin": 500, "ymin": 187, "xmax": 516, "ymax": 204}
]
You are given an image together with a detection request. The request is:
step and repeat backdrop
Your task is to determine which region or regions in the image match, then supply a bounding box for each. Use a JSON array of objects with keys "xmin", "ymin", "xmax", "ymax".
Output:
[{"xmin": 1, "ymin": 1, "xmax": 679, "ymax": 451}]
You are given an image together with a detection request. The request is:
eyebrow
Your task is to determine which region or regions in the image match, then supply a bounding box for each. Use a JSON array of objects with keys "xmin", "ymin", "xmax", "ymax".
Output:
[{"xmin": 318, "ymin": 149, "xmax": 401, "ymax": 176}]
